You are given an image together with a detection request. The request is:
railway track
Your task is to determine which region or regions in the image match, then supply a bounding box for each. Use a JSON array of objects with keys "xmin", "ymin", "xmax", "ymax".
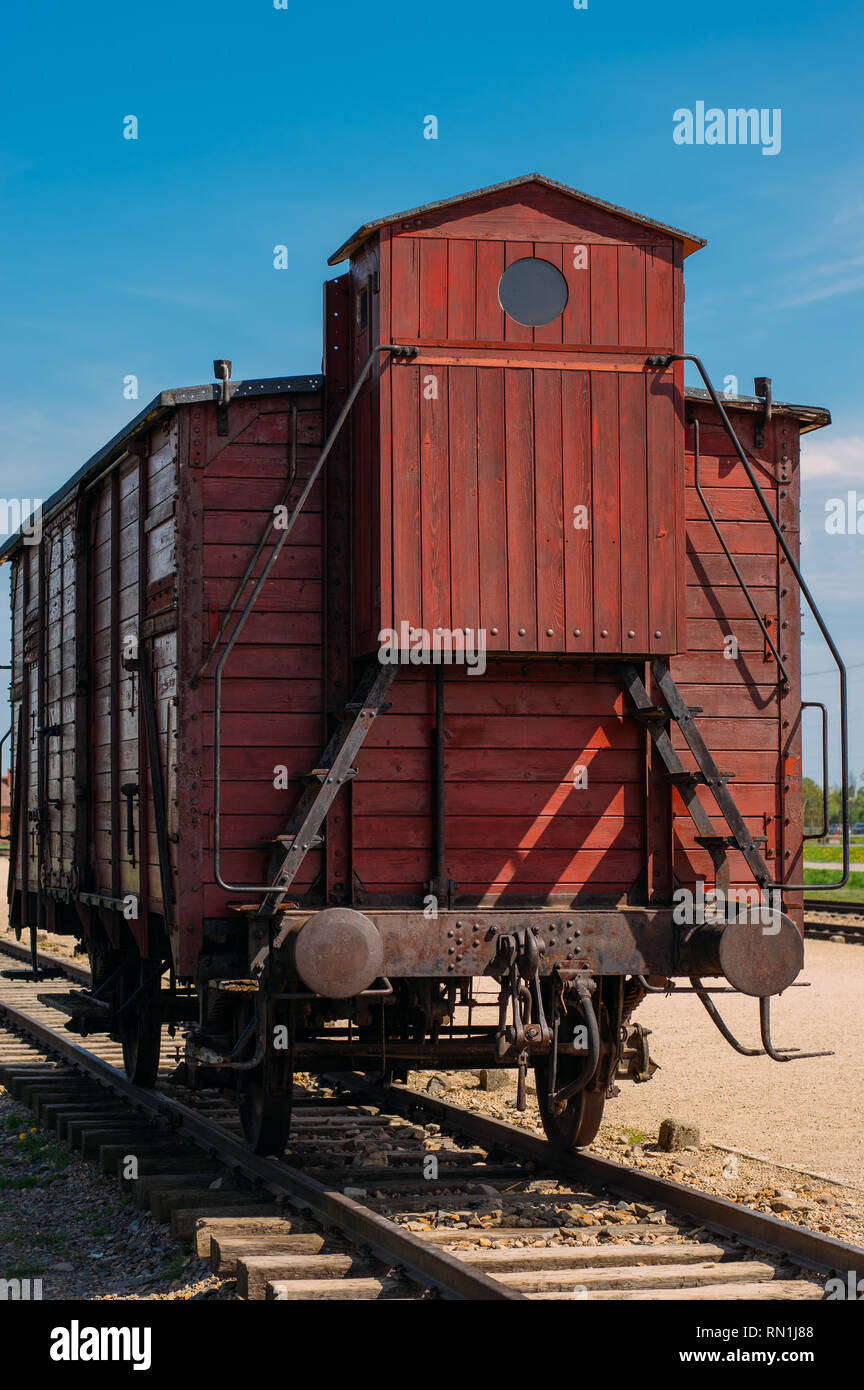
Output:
[
  {"xmin": 1, "ymin": 935, "xmax": 862, "ymax": 1302},
  {"xmin": 803, "ymin": 900, "xmax": 864, "ymax": 943}
]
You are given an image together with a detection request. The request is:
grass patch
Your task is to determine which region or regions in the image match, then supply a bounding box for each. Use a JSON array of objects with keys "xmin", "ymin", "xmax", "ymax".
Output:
[
  {"xmin": 623, "ymin": 1127, "xmax": 646, "ymax": 1145},
  {"xmin": 804, "ymin": 844, "xmax": 864, "ymax": 864},
  {"xmin": 804, "ymin": 872, "xmax": 864, "ymax": 901}
]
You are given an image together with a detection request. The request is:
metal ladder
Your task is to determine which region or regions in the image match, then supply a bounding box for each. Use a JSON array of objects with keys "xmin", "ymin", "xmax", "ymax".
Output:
[
  {"xmin": 257, "ymin": 659, "xmax": 396, "ymax": 918},
  {"xmin": 621, "ymin": 659, "xmax": 772, "ymax": 901}
]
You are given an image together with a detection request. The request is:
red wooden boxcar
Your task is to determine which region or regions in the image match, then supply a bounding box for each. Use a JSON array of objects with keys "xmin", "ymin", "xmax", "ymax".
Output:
[{"xmin": 1, "ymin": 176, "xmax": 837, "ymax": 1153}]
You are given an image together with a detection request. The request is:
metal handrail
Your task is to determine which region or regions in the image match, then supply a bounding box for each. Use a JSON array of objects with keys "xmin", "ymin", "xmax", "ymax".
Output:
[
  {"xmin": 211, "ymin": 342, "xmax": 417, "ymax": 894},
  {"xmin": 801, "ymin": 701, "xmax": 829, "ymax": 841},
  {"xmin": 651, "ymin": 353, "xmax": 849, "ymax": 891}
]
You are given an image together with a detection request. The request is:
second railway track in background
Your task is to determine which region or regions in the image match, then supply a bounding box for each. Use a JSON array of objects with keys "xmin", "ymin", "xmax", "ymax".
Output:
[
  {"xmin": 803, "ymin": 900, "xmax": 864, "ymax": 943},
  {"xmin": 1, "ymin": 937, "xmax": 862, "ymax": 1303}
]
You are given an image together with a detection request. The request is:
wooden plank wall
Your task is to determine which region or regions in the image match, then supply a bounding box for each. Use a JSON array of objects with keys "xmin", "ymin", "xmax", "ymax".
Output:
[
  {"xmin": 198, "ymin": 391, "xmax": 326, "ymax": 918},
  {"xmin": 352, "ymin": 661, "xmax": 644, "ymax": 905},
  {"xmin": 669, "ymin": 402, "xmax": 792, "ymax": 902},
  {"xmin": 377, "ymin": 198, "xmax": 684, "ymax": 658}
]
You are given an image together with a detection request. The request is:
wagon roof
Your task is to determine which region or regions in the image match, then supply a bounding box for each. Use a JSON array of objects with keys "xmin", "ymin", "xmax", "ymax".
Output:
[
  {"xmin": 0, "ymin": 374, "xmax": 323, "ymax": 563},
  {"xmin": 0, "ymin": 377, "xmax": 830, "ymax": 562},
  {"xmin": 328, "ymin": 173, "xmax": 708, "ymax": 264}
]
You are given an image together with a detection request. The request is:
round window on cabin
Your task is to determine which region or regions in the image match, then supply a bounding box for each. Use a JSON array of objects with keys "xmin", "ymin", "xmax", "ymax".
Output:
[{"xmin": 497, "ymin": 257, "xmax": 569, "ymax": 327}]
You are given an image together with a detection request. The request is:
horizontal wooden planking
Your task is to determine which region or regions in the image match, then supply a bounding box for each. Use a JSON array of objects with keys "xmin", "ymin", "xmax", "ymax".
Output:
[
  {"xmin": 354, "ymin": 847, "xmax": 643, "ymax": 887},
  {"xmin": 673, "ymin": 747, "xmax": 779, "ymax": 782},
  {"xmin": 206, "ymin": 713, "xmax": 322, "ymax": 747},
  {"xmin": 364, "ymin": 715, "xmax": 641, "ymax": 751},
  {"xmin": 357, "ymin": 747, "xmax": 642, "ymax": 783},
  {"xmin": 685, "ymin": 486, "xmax": 777, "ymax": 523},
  {"xmin": 670, "ymin": 651, "xmax": 784, "ymax": 685},
  {"xmin": 198, "ymin": 645, "xmax": 322, "ymax": 679},
  {"xmin": 204, "ymin": 577, "xmax": 322, "ymax": 612},
  {"xmin": 684, "ymin": 550, "xmax": 776, "ymax": 588},
  {"xmin": 686, "ymin": 585, "xmax": 777, "ymax": 621},
  {"xmin": 199, "ymin": 679, "xmax": 323, "ymax": 714},
  {"xmin": 353, "ymin": 780, "xmax": 643, "ymax": 817},
  {"xmin": 672, "ymin": 682, "xmax": 781, "ymax": 717},
  {"xmin": 386, "ymin": 679, "xmax": 627, "ymax": 717},
  {"xmin": 202, "ymin": 748, "xmax": 323, "ymax": 780},
  {"xmin": 670, "ymin": 717, "xmax": 777, "ymax": 751},
  {"xmin": 353, "ymin": 815, "xmax": 643, "ymax": 851},
  {"xmin": 685, "ymin": 618, "xmax": 782, "ymax": 652},
  {"xmin": 686, "ymin": 521, "xmax": 781, "ymax": 554},
  {"xmin": 204, "ymin": 511, "xmax": 320, "ymax": 548},
  {"xmin": 683, "ymin": 453, "xmax": 776, "ymax": 490}
]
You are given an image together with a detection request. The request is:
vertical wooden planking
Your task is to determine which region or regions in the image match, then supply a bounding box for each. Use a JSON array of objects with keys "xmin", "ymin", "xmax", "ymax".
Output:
[
  {"xmin": 475, "ymin": 240, "xmax": 505, "ymax": 341},
  {"xmin": 109, "ymin": 471, "xmax": 120, "ymax": 906},
  {"xmin": 504, "ymin": 368, "xmax": 536, "ymax": 648},
  {"xmin": 447, "ymin": 241, "xmax": 476, "ymax": 340},
  {"xmin": 590, "ymin": 244, "xmax": 619, "ymax": 346},
  {"xmin": 420, "ymin": 365, "xmax": 451, "ymax": 632},
  {"xmin": 504, "ymin": 242, "xmax": 534, "ymax": 345},
  {"xmin": 390, "ymin": 237, "xmax": 420, "ymax": 340},
  {"xmin": 419, "ymin": 239, "xmax": 448, "ymax": 339},
  {"xmin": 590, "ymin": 371, "xmax": 621, "ymax": 649},
  {"xmin": 618, "ymin": 244, "xmax": 646, "ymax": 346},
  {"xmin": 562, "ymin": 371, "xmax": 593, "ymax": 651},
  {"xmin": 448, "ymin": 367, "xmax": 480, "ymax": 633},
  {"xmin": 672, "ymin": 241, "xmax": 687, "ymax": 645},
  {"xmin": 646, "ymin": 370, "xmax": 678, "ymax": 651},
  {"xmin": 618, "ymin": 373, "xmax": 649, "ymax": 650},
  {"xmin": 533, "ymin": 242, "xmax": 564, "ymax": 346},
  {"xmin": 645, "ymin": 242, "xmax": 674, "ymax": 347},
  {"xmin": 563, "ymin": 238, "xmax": 591, "ymax": 344},
  {"xmin": 352, "ymin": 385, "xmax": 372, "ymax": 643},
  {"xmin": 532, "ymin": 368, "xmax": 564, "ymax": 649},
  {"xmin": 391, "ymin": 366, "xmax": 422, "ymax": 634},
  {"xmin": 476, "ymin": 368, "xmax": 508, "ymax": 649},
  {"xmin": 377, "ymin": 232, "xmax": 392, "ymax": 639},
  {"xmin": 324, "ymin": 275, "xmax": 354, "ymax": 905}
]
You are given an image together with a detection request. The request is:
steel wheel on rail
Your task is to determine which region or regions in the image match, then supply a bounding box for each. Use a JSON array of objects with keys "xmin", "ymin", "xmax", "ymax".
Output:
[
  {"xmin": 533, "ymin": 975, "xmax": 621, "ymax": 1151},
  {"xmin": 236, "ymin": 996, "xmax": 293, "ymax": 1157},
  {"xmin": 120, "ymin": 957, "xmax": 163, "ymax": 1089},
  {"xmin": 534, "ymin": 1067, "xmax": 606, "ymax": 1149}
]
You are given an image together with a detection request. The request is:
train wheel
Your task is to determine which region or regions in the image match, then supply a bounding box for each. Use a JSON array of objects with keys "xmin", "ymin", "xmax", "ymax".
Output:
[
  {"xmin": 236, "ymin": 999, "xmax": 293, "ymax": 1156},
  {"xmin": 120, "ymin": 960, "xmax": 162, "ymax": 1088},
  {"xmin": 533, "ymin": 976, "xmax": 612, "ymax": 1150},
  {"xmin": 534, "ymin": 1065, "xmax": 606, "ymax": 1149}
]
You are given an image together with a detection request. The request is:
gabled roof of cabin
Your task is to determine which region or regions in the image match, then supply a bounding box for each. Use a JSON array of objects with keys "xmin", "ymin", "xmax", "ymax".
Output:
[{"xmin": 328, "ymin": 173, "xmax": 707, "ymax": 265}]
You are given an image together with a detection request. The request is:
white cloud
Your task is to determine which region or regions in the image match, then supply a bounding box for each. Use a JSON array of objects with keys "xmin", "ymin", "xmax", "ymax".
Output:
[{"xmin": 800, "ymin": 434, "xmax": 864, "ymax": 482}]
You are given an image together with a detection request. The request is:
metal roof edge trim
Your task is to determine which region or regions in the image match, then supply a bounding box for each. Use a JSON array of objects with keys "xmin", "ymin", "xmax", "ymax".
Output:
[
  {"xmin": 0, "ymin": 375, "xmax": 325, "ymax": 563},
  {"xmin": 684, "ymin": 386, "xmax": 831, "ymax": 433},
  {"xmin": 328, "ymin": 172, "xmax": 707, "ymax": 265}
]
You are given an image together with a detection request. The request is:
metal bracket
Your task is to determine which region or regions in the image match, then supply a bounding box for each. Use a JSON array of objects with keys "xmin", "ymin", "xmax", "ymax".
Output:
[
  {"xmin": 753, "ymin": 376, "xmax": 772, "ymax": 450},
  {"xmin": 214, "ymin": 359, "xmax": 233, "ymax": 436}
]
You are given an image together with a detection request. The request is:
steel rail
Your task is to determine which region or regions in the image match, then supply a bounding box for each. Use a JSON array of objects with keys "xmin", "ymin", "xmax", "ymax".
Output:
[
  {"xmin": 331, "ymin": 1074, "xmax": 864, "ymax": 1280},
  {"xmin": 0, "ymin": 991, "xmax": 521, "ymax": 1301},
  {"xmin": 0, "ymin": 935, "xmax": 89, "ymax": 983}
]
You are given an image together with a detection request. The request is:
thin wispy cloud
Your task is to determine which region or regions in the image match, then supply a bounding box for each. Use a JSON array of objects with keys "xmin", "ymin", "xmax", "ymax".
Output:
[{"xmin": 800, "ymin": 434, "xmax": 864, "ymax": 482}]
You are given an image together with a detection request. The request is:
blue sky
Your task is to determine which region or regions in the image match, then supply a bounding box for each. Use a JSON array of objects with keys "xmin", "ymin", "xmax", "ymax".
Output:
[{"xmin": 0, "ymin": 0, "xmax": 862, "ymax": 782}]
